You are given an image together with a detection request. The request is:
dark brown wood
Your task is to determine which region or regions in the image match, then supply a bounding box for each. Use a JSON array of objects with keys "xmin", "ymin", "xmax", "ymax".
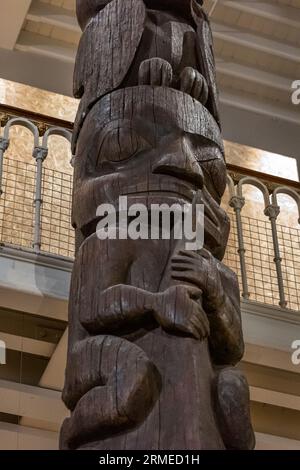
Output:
[{"xmin": 61, "ymin": 0, "xmax": 255, "ymax": 450}]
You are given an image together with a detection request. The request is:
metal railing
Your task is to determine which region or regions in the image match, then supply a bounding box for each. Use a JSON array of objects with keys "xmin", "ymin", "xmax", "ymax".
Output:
[
  {"xmin": 0, "ymin": 106, "xmax": 299, "ymax": 311},
  {"xmin": 0, "ymin": 109, "xmax": 74, "ymax": 258},
  {"xmin": 226, "ymin": 169, "xmax": 300, "ymax": 311}
]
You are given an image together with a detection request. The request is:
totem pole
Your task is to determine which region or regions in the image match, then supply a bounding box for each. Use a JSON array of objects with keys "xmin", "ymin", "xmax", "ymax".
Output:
[{"xmin": 60, "ymin": 0, "xmax": 255, "ymax": 450}]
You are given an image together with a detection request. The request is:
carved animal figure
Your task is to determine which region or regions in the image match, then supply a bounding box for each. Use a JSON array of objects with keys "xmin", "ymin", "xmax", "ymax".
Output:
[
  {"xmin": 61, "ymin": 85, "xmax": 254, "ymax": 449},
  {"xmin": 61, "ymin": 0, "xmax": 255, "ymax": 450},
  {"xmin": 72, "ymin": 0, "xmax": 220, "ymax": 151}
]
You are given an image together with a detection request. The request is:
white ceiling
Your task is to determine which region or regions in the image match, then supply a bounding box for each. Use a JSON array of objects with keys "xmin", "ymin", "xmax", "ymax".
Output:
[{"xmin": 0, "ymin": 0, "xmax": 300, "ymax": 164}]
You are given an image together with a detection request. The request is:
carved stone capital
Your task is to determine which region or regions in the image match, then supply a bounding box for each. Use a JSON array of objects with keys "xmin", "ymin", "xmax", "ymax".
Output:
[
  {"xmin": 229, "ymin": 195, "xmax": 245, "ymax": 211},
  {"xmin": 264, "ymin": 204, "xmax": 280, "ymax": 220},
  {"xmin": 0, "ymin": 137, "xmax": 9, "ymax": 152},
  {"xmin": 32, "ymin": 146, "xmax": 48, "ymax": 161}
]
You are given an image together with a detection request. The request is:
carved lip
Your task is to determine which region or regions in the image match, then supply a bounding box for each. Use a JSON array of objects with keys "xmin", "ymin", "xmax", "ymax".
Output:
[
  {"xmin": 124, "ymin": 191, "xmax": 194, "ymax": 203},
  {"xmin": 80, "ymin": 207, "xmax": 220, "ymax": 243},
  {"xmin": 124, "ymin": 181, "xmax": 197, "ymax": 204},
  {"xmin": 125, "ymin": 192, "xmax": 219, "ymax": 229},
  {"xmin": 79, "ymin": 187, "xmax": 221, "ymax": 240}
]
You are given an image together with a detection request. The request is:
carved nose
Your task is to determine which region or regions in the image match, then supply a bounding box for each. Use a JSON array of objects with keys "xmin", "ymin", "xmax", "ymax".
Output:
[{"xmin": 152, "ymin": 139, "xmax": 204, "ymax": 189}]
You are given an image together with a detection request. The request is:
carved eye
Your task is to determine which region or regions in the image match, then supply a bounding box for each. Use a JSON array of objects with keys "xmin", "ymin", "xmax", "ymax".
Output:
[
  {"xmin": 97, "ymin": 127, "xmax": 151, "ymax": 164},
  {"xmin": 202, "ymin": 158, "xmax": 227, "ymax": 201},
  {"xmin": 191, "ymin": 139, "xmax": 227, "ymax": 201}
]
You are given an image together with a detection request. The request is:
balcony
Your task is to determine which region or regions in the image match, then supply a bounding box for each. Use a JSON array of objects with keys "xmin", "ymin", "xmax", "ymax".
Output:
[
  {"xmin": 0, "ymin": 105, "xmax": 300, "ymax": 449},
  {"xmin": 0, "ymin": 104, "xmax": 299, "ymax": 312}
]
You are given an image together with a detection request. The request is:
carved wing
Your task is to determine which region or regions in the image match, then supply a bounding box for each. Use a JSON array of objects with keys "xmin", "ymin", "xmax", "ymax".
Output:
[
  {"xmin": 76, "ymin": 0, "xmax": 115, "ymax": 30},
  {"xmin": 191, "ymin": 1, "xmax": 221, "ymax": 128},
  {"xmin": 73, "ymin": 0, "xmax": 146, "ymax": 151}
]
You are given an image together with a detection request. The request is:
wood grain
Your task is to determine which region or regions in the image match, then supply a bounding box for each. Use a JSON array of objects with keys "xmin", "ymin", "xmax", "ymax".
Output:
[{"xmin": 61, "ymin": 0, "xmax": 255, "ymax": 450}]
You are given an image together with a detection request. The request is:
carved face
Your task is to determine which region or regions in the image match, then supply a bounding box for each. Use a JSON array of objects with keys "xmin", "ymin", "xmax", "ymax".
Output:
[{"xmin": 73, "ymin": 86, "xmax": 229, "ymax": 258}]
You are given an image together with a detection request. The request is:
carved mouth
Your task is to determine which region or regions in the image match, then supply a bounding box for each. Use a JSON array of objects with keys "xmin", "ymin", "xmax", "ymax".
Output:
[
  {"xmin": 80, "ymin": 198, "xmax": 221, "ymax": 244},
  {"xmin": 125, "ymin": 190, "xmax": 194, "ymax": 203},
  {"xmin": 125, "ymin": 182, "xmax": 196, "ymax": 204}
]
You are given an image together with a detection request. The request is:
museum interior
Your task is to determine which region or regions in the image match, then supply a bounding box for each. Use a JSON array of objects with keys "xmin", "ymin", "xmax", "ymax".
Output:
[{"xmin": 0, "ymin": 0, "xmax": 299, "ymax": 450}]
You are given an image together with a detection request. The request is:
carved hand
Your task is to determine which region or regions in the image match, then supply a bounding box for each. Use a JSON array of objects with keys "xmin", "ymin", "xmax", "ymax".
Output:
[
  {"xmin": 80, "ymin": 283, "xmax": 208, "ymax": 341},
  {"xmin": 138, "ymin": 58, "xmax": 173, "ymax": 87},
  {"xmin": 180, "ymin": 67, "xmax": 209, "ymax": 104},
  {"xmin": 154, "ymin": 285, "xmax": 210, "ymax": 340},
  {"xmin": 171, "ymin": 249, "xmax": 226, "ymax": 313}
]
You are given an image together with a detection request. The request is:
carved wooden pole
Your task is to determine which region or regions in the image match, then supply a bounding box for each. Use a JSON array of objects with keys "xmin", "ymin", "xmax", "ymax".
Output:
[{"xmin": 60, "ymin": 0, "xmax": 255, "ymax": 450}]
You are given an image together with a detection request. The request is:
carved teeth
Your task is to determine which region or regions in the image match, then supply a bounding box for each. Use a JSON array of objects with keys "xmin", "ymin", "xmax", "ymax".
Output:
[
  {"xmin": 180, "ymin": 67, "xmax": 209, "ymax": 105},
  {"xmin": 138, "ymin": 58, "xmax": 173, "ymax": 87}
]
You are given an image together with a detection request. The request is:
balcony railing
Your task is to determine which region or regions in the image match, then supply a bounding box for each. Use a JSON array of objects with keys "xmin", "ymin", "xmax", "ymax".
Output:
[
  {"xmin": 0, "ymin": 106, "xmax": 299, "ymax": 311},
  {"xmin": 225, "ymin": 169, "xmax": 300, "ymax": 312}
]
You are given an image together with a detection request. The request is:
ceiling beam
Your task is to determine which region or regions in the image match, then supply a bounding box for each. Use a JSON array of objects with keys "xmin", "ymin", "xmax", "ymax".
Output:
[
  {"xmin": 15, "ymin": 30, "xmax": 76, "ymax": 63},
  {"xmin": 0, "ymin": 332, "xmax": 56, "ymax": 358},
  {"xmin": 216, "ymin": 59, "xmax": 292, "ymax": 93},
  {"xmin": 222, "ymin": 1, "xmax": 300, "ymax": 29},
  {"xmin": 0, "ymin": 379, "xmax": 68, "ymax": 430},
  {"xmin": 0, "ymin": 0, "xmax": 32, "ymax": 50},
  {"xmin": 244, "ymin": 343, "xmax": 300, "ymax": 375},
  {"xmin": 250, "ymin": 386, "xmax": 300, "ymax": 412},
  {"xmin": 27, "ymin": 0, "xmax": 80, "ymax": 33},
  {"xmin": 39, "ymin": 329, "xmax": 68, "ymax": 390},
  {"xmin": 256, "ymin": 432, "xmax": 300, "ymax": 450},
  {"xmin": 0, "ymin": 422, "xmax": 58, "ymax": 450},
  {"xmin": 212, "ymin": 21, "xmax": 300, "ymax": 63},
  {"xmin": 220, "ymin": 88, "xmax": 300, "ymax": 125}
]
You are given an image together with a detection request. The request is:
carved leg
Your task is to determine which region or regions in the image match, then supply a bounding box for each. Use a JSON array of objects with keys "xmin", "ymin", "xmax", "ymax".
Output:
[
  {"xmin": 61, "ymin": 335, "xmax": 161, "ymax": 449},
  {"xmin": 213, "ymin": 367, "xmax": 256, "ymax": 450}
]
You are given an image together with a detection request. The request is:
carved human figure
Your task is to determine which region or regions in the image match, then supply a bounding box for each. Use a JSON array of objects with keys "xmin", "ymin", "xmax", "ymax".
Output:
[{"xmin": 61, "ymin": 0, "xmax": 255, "ymax": 450}]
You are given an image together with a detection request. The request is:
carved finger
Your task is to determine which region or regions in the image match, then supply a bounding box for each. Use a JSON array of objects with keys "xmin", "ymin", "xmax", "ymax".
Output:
[
  {"xmin": 189, "ymin": 316, "xmax": 205, "ymax": 339},
  {"xmin": 171, "ymin": 261, "xmax": 192, "ymax": 270},
  {"xmin": 180, "ymin": 67, "xmax": 196, "ymax": 95},
  {"xmin": 171, "ymin": 271, "xmax": 200, "ymax": 286},
  {"xmin": 188, "ymin": 299, "xmax": 210, "ymax": 337},
  {"xmin": 177, "ymin": 249, "xmax": 209, "ymax": 262},
  {"xmin": 138, "ymin": 58, "xmax": 173, "ymax": 87},
  {"xmin": 172, "ymin": 255, "xmax": 202, "ymax": 266},
  {"xmin": 197, "ymin": 77, "xmax": 209, "ymax": 105},
  {"xmin": 172, "ymin": 256, "xmax": 190, "ymax": 263},
  {"xmin": 171, "ymin": 270, "xmax": 207, "ymax": 293},
  {"xmin": 161, "ymin": 61, "xmax": 173, "ymax": 86},
  {"xmin": 175, "ymin": 321, "xmax": 201, "ymax": 340},
  {"xmin": 199, "ymin": 247, "xmax": 213, "ymax": 259},
  {"xmin": 185, "ymin": 285, "xmax": 203, "ymax": 300},
  {"xmin": 190, "ymin": 309, "xmax": 209, "ymax": 337},
  {"xmin": 177, "ymin": 249, "xmax": 198, "ymax": 258},
  {"xmin": 180, "ymin": 67, "xmax": 209, "ymax": 104}
]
